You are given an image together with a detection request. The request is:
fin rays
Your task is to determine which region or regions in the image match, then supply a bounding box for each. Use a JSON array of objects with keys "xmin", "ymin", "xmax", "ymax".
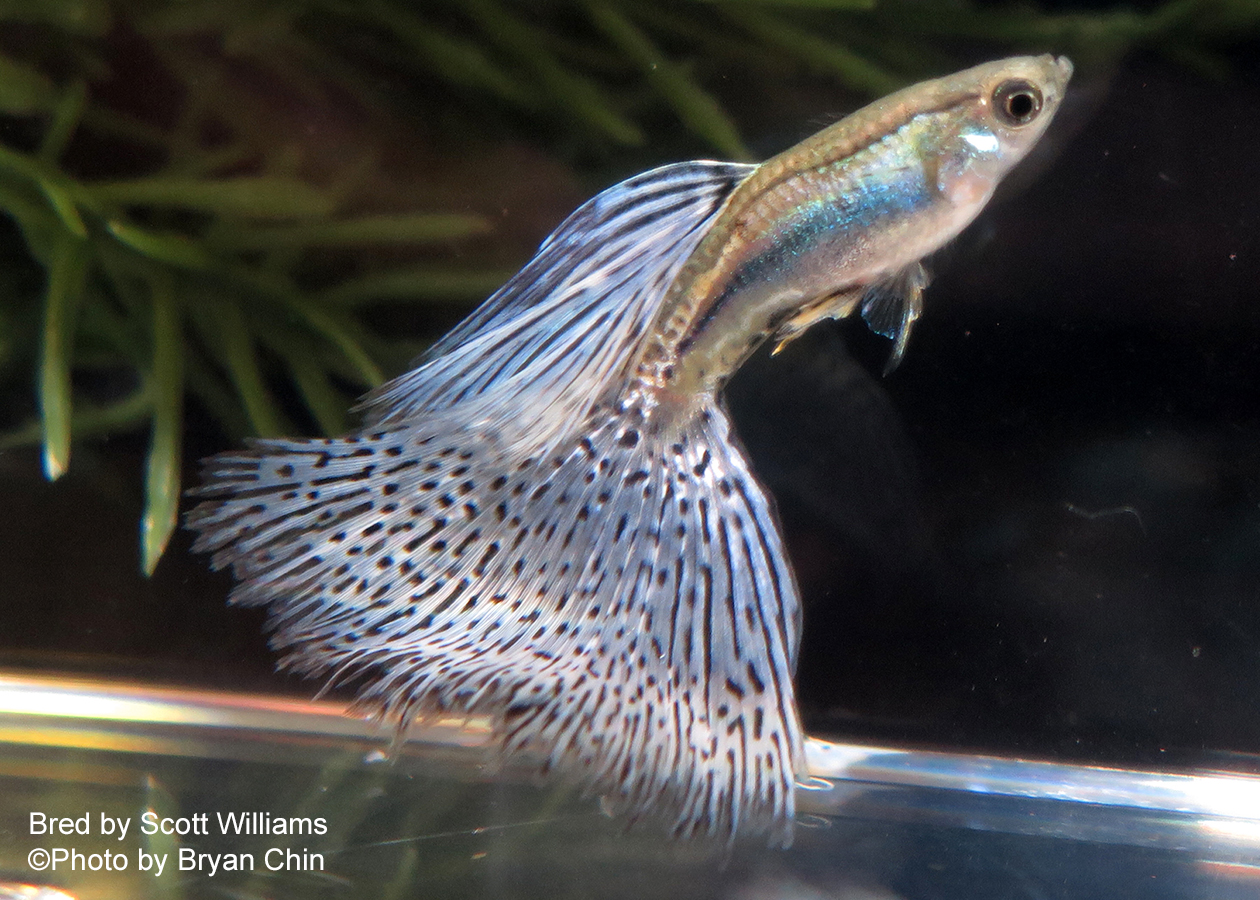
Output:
[
  {"xmin": 360, "ymin": 162, "xmax": 754, "ymax": 437},
  {"xmin": 187, "ymin": 158, "xmax": 805, "ymax": 846},
  {"xmin": 190, "ymin": 400, "xmax": 803, "ymax": 844}
]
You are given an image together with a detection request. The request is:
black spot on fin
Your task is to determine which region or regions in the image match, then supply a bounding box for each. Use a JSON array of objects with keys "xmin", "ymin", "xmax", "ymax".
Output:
[{"xmin": 186, "ymin": 396, "xmax": 806, "ymax": 847}]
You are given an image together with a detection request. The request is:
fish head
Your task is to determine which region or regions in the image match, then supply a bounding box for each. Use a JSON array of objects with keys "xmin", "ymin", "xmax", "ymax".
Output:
[{"xmin": 929, "ymin": 55, "xmax": 1073, "ymax": 213}]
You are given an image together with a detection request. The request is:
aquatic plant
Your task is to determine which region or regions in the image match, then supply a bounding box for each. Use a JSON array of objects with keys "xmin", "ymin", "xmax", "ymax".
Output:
[{"xmin": 0, "ymin": 0, "xmax": 1255, "ymax": 573}]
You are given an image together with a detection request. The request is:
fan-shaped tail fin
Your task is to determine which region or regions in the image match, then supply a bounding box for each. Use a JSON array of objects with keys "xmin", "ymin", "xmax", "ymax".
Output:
[{"xmin": 188, "ymin": 393, "xmax": 805, "ymax": 845}]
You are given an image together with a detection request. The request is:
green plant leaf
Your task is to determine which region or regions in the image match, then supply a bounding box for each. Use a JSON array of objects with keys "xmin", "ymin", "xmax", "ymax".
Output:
[
  {"xmin": 220, "ymin": 265, "xmax": 386, "ymax": 388},
  {"xmin": 365, "ymin": 1, "xmax": 538, "ymax": 109},
  {"xmin": 0, "ymin": 180, "xmax": 60, "ymax": 261},
  {"xmin": 699, "ymin": 0, "xmax": 875, "ymax": 8},
  {"xmin": 0, "ymin": 52, "xmax": 57, "ymax": 115},
  {"xmin": 277, "ymin": 297, "xmax": 385, "ymax": 389},
  {"xmin": 0, "ymin": 0, "xmax": 114, "ymax": 35},
  {"xmin": 40, "ymin": 79, "xmax": 89, "ymax": 162},
  {"xmin": 280, "ymin": 347, "xmax": 351, "ymax": 436},
  {"xmin": 89, "ymin": 175, "xmax": 337, "ymax": 220},
  {"xmin": 38, "ymin": 233, "xmax": 91, "ymax": 480},
  {"xmin": 0, "ymin": 143, "xmax": 90, "ymax": 236},
  {"xmin": 587, "ymin": 2, "xmax": 749, "ymax": 158},
  {"xmin": 462, "ymin": 0, "xmax": 645, "ymax": 145},
  {"xmin": 195, "ymin": 297, "xmax": 287, "ymax": 438},
  {"xmin": 319, "ymin": 266, "xmax": 515, "ymax": 306},
  {"xmin": 725, "ymin": 6, "xmax": 900, "ymax": 95},
  {"xmin": 38, "ymin": 179, "xmax": 88, "ymax": 238},
  {"xmin": 209, "ymin": 212, "xmax": 492, "ymax": 250},
  {"xmin": 142, "ymin": 273, "xmax": 183, "ymax": 575},
  {"xmin": 107, "ymin": 219, "xmax": 218, "ymax": 270}
]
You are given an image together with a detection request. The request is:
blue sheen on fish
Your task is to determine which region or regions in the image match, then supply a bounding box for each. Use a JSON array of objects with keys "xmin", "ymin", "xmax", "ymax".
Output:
[{"xmin": 188, "ymin": 56, "xmax": 1072, "ymax": 846}]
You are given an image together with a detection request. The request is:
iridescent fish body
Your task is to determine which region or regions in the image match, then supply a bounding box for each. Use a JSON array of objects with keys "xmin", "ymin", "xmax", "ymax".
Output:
[{"xmin": 188, "ymin": 56, "xmax": 1072, "ymax": 846}]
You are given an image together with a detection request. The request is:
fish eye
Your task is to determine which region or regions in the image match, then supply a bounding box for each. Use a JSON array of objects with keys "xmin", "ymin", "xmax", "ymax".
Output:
[{"xmin": 992, "ymin": 79, "xmax": 1043, "ymax": 126}]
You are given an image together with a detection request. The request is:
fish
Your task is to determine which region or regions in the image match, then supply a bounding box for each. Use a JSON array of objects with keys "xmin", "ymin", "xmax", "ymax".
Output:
[{"xmin": 187, "ymin": 55, "xmax": 1072, "ymax": 847}]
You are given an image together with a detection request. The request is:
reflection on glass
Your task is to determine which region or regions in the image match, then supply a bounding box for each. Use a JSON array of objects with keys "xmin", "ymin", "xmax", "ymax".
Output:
[{"xmin": 1, "ymin": 673, "xmax": 1257, "ymax": 899}]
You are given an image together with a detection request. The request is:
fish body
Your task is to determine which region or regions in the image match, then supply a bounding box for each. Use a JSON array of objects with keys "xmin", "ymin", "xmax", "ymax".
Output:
[
  {"xmin": 641, "ymin": 55, "xmax": 1072, "ymax": 397},
  {"xmin": 188, "ymin": 56, "xmax": 1071, "ymax": 847}
]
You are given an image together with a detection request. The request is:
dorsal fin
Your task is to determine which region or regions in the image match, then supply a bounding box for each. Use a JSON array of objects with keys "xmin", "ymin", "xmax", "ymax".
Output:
[{"xmin": 361, "ymin": 162, "xmax": 754, "ymax": 442}]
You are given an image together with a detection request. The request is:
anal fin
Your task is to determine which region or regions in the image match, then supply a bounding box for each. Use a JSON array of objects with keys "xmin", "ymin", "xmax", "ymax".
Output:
[{"xmin": 859, "ymin": 262, "xmax": 929, "ymax": 374}]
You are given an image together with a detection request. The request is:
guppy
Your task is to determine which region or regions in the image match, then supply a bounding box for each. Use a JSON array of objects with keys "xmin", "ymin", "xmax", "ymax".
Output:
[{"xmin": 189, "ymin": 56, "xmax": 1072, "ymax": 846}]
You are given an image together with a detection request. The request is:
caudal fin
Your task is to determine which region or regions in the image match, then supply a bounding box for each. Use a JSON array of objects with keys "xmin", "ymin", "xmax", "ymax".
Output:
[{"xmin": 188, "ymin": 393, "xmax": 805, "ymax": 845}]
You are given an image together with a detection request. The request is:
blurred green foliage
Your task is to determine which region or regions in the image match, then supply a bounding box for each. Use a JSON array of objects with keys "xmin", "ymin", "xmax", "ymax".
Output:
[{"xmin": 0, "ymin": 0, "xmax": 1256, "ymax": 574}]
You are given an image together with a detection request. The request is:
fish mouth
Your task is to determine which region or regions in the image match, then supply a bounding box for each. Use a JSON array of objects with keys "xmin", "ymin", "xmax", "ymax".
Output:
[{"xmin": 1034, "ymin": 54, "xmax": 1074, "ymax": 107}]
